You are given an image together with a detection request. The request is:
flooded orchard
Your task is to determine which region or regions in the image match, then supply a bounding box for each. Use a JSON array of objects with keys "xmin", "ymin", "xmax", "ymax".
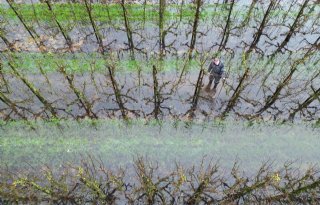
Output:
[
  {"xmin": 0, "ymin": 0, "xmax": 320, "ymax": 204},
  {"xmin": 0, "ymin": 0, "xmax": 319, "ymax": 121},
  {"xmin": 1, "ymin": 119, "xmax": 320, "ymax": 204},
  {"xmin": 1, "ymin": 120, "xmax": 320, "ymax": 170},
  {"xmin": 1, "ymin": 68, "xmax": 319, "ymax": 121}
]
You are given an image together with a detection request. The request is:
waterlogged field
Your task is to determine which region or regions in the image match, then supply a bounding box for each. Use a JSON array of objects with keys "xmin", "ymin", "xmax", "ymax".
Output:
[
  {"xmin": 0, "ymin": 0, "xmax": 319, "ymax": 121},
  {"xmin": 1, "ymin": 120, "xmax": 320, "ymax": 204},
  {"xmin": 1, "ymin": 2, "xmax": 317, "ymax": 21},
  {"xmin": 1, "ymin": 120, "xmax": 319, "ymax": 171},
  {"xmin": 0, "ymin": 0, "xmax": 320, "ymax": 203},
  {"xmin": 2, "ymin": 52, "xmax": 319, "ymax": 74}
]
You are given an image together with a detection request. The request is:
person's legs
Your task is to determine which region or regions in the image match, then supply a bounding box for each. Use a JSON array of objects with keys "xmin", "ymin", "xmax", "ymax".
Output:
[
  {"xmin": 205, "ymin": 74, "xmax": 214, "ymax": 91},
  {"xmin": 212, "ymin": 75, "xmax": 221, "ymax": 91}
]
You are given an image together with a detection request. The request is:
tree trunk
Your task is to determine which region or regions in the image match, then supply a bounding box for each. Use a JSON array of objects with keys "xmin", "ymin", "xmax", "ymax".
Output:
[
  {"xmin": 218, "ymin": 0, "xmax": 235, "ymax": 51},
  {"xmin": 271, "ymin": 0, "xmax": 310, "ymax": 56}
]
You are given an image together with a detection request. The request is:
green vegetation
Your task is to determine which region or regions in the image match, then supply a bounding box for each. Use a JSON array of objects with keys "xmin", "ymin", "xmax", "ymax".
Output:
[
  {"xmin": 2, "ymin": 154, "xmax": 320, "ymax": 204},
  {"xmin": 2, "ymin": 52, "xmax": 193, "ymax": 74},
  {"xmin": 1, "ymin": 3, "xmax": 200, "ymax": 22},
  {"xmin": 0, "ymin": 1, "xmax": 319, "ymax": 204},
  {"xmin": 1, "ymin": 119, "xmax": 319, "ymax": 170},
  {"xmin": 2, "ymin": 52, "xmax": 318, "ymax": 74},
  {"xmin": 0, "ymin": 3, "xmax": 317, "ymax": 22},
  {"xmin": 0, "ymin": 1, "xmax": 320, "ymax": 203}
]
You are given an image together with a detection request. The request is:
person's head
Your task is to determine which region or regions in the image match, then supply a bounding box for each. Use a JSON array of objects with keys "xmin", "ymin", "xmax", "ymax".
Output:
[{"xmin": 213, "ymin": 57, "xmax": 220, "ymax": 65}]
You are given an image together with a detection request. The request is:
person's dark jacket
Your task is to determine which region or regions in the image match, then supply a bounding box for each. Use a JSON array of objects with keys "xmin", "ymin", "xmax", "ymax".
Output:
[{"xmin": 208, "ymin": 61, "xmax": 224, "ymax": 76}]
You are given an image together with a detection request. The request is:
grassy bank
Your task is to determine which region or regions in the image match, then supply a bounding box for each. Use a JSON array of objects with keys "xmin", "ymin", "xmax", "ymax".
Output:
[
  {"xmin": 0, "ymin": 3, "xmax": 317, "ymax": 22},
  {"xmin": 1, "ymin": 119, "xmax": 319, "ymax": 170},
  {"xmin": 1, "ymin": 52, "xmax": 318, "ymax": 74},
  {"xmin": 2, "ymin": 52, "xmax": 193, "ymax": 73}
]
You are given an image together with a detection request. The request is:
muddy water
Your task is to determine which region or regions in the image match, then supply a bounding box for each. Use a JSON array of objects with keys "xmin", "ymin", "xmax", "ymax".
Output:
[
  {"xmin": 1, "ymin": 120, "xmax": 320, "ymax": 173},
  {"xmin": 1, "ymin": 1, "xmax": 319, "ymax": 55},
  {"xmin": 1, "ymin": 70, "xmax": 319, "ymax": 121},
  {"xmin": 0, "ymin": 1, "xmax": 319, "ymax": 121},
  {"xmin": 2, "ymin": 19, "xmax": 318, "ymax": 55}
]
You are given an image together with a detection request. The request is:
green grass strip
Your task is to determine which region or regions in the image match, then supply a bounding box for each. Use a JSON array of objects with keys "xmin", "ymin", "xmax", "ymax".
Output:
[
  {"xmin": 0, "ymin": 119, "xmax": 319, "ymax": 170},
  {"xmin": 1, "ymin": 52, "xmax": 318, "ymax": 75},
  {"xmin": 0, "ymin": 3, "xmax": 317, "ymax": 22}
]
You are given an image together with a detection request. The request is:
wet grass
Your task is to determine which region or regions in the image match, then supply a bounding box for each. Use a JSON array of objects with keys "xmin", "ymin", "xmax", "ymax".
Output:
[
  {"xmin": 0, "ymin": 3, "xmax": 317, "ymax": 22},
  {"xmin": 0, "ymin": 1, "xmax": 319, "ymax": 203},
  {"xmin": 2, "ymin": 51, "xmax": 318, "ymax": 75},
  {"xmin": 1, "ymin": 119, "xmax": 319, "ymax": 171},
  {"xmin": 2, "ymin": 52, "xmax": 192, "ymax": 74},
  {"xmin": 1, "ymin": 3, "xmax": 195, "ymax": 22}
]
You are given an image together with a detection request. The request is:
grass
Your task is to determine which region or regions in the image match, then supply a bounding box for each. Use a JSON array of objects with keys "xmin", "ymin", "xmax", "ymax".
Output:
[
  {"xmin": 2, "ymin": 52, "xmax": 190, "ymax": 74},
  {"xmin": 1, "ymin": 119, "xmax": 319, "ymax": 171},
  {"xmin": 2, "ymin": 52, "xmax": 205, "ymax": 74},
  {"xmin": 1, "ymin": 3, "xmax": 195, "ymax": 22},
  {"xmin": 0, "ymin": 3, "xmax": 317, "ymax": 23},
  {"xmin": 1, "ymin": 51, "xmax": 318, "ymax": 75}
]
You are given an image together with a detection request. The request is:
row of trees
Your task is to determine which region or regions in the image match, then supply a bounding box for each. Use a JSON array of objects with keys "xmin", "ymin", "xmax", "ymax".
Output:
[
  {"xmin": 0, "ymin": 0, "xmax": 319, "ymax": 122},
  {"xmin": 2, "ymin": 157, "xmax": 320, "ymax": 204}
]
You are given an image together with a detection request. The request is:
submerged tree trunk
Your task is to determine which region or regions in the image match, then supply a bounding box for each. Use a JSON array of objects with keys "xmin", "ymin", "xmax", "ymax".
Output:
[
  {"xmin": 247, "ymin": 0, "xmax": 276, "ymax": 53},
  {"xmin": 8, "ymin": 62, "xmax": 58, "ymax": 118},
  {"xmin": 257, "ymin": 43, "xmax": 318, "ymax": 114},
  {"xmin": 187, "ymin": 56, "xmax": 207, "ymax": 119},
  {"xmin": 0, "ymin": 31, "xmax": 13, "ymax": 51},
  {"xmin": 84, "ymin": 0, "xmax": 128, "ymax": 120},
  {"xmin": 237, "ymin": 0, "xmax": 257, "ymax": 29},
  {"xmin": 6, "ymin": 0, "xmax": 45, "ymax": 51},
  {"xmin": 84, "ymin": 0, "xmax": 104, "ymax": 51},
  {"xmin": 218, "ymin": 0, "xmax": 235, "ymax": 51},
  {"xmin": 0, "ymin": 57, "xmax": 9, "ymax": 93},
  {"xmin": 188, "ymin": 0, "xmax": 202, "ymax": 60},
  {"xmin": 188, "ymin": 68, "xmax": 205, "ymax": 118},
  {"xmin": 271, "ymin": 0, "xmax": 310, "ymax": 56},
  {"xmin": 159, "ymin": 0, "xmax": 166, "ymax": 61},
  {"xmin": 45, "ymin": 0, "xmax": 73, "ymax": 50},
  {"xmin": 152, "ymin": 65, "xmax": 161, "ymax": 119},
  {"xmin": 220, "ymin": 53, "xmax": 251, "ymax": 119},
  {"xmin": 176, "ymin": 0, "xmax": 203, "ymax": 86},
  {"xmin": 59, "ymin": 66, "xmax": 98, "ymax": 119},
  {"xmin": 288, "ymin": 86, "xmax": 320, "ymax": 121},
  {"xmin": 121, "ymin": 0, "xmax": 135, "ymax": 60},
  {"xmin": 220, "ymin": 1, "xmax": 277, "ymax": 118}
]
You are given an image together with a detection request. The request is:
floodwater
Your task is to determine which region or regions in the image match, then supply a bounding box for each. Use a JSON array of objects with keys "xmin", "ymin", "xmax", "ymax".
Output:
[
  {"xmin": 1, "ymin": 120, "xmax": 319, "ymax": 173},
  {"xmin": 2, "ymin": 16, "xmax": 319, "ymax": 55},
  {"xmin": 1, "ymin": 69, "xmax": 319, "ymax": 121},
  {"xmin": 1, "ymin": 1, "xmax": 319, "ymax": 55},
  {"xmin": 0, "ymin": 2, "xmax": 319, "ymax": 200},
  {"xmin": 0, "ymin": 1, "xmax": 319, "ymax": 121}
]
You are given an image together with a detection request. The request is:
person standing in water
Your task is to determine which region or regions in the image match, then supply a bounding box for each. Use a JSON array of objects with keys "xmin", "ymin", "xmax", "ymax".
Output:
[{"xmin": 204, "ymin": 57, "xmax": 225, "ymax": 92}]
